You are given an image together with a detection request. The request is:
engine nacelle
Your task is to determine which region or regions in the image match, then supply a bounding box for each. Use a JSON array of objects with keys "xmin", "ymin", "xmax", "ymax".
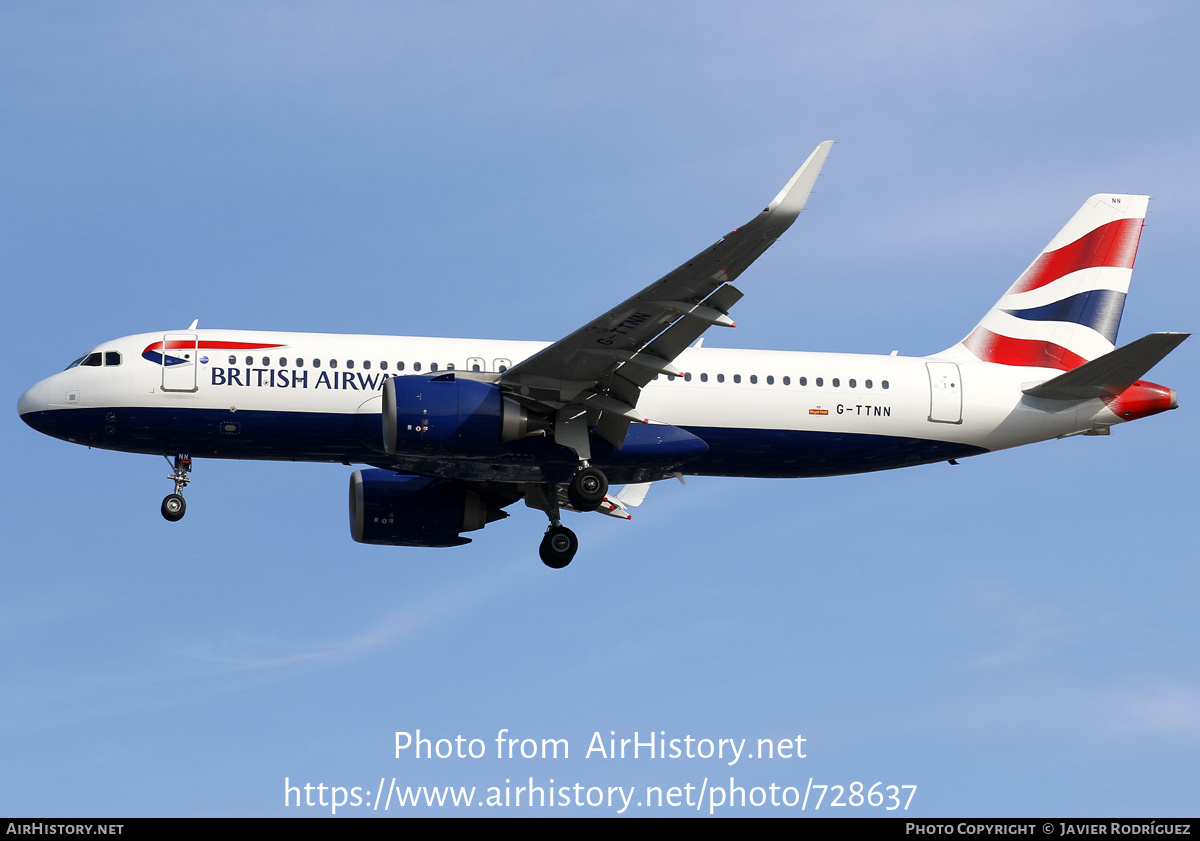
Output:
[
  {"xmin": 349, "ymin": 469, "xmax": 508, "ymax": 547},
  {"xmin": 381, "ymin": 374, "xmax": 544, "ymax": 456}
]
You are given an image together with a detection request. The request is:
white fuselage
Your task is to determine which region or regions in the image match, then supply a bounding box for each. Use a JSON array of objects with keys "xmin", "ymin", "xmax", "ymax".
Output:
[{"xmin": 19, "ymin": 328, "xmax": 1121, "ymax": 481}]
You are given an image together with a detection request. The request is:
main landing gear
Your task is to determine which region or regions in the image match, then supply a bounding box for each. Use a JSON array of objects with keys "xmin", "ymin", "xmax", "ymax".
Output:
[
  {"xmin": 567, "ymin": 466, "xmax": 608, "ymax": 512},
  {"xmin": 161, "ymin": 453, "xmax": 192, "ymax": 522},
  {"xmin": 539, "ymin": 525, "xmax": 578, "ymax": 569},
  {"xmin": 531, "ymin": 465, "xmax": 610, "ymax": 569}
]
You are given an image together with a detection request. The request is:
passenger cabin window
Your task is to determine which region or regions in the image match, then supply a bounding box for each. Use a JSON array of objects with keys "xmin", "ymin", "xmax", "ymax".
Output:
[
  {"xmin": 717, "ymin": 374, "xmax": 725, "ymax": 383},
  {"xmin": 330, "ymin": 359, "xmax": 337, "ymax": 369},
  {"xmin": 228, "ymin": 355, "xmax": 237, "ymax": 365},
  {"xmin": 431, "ymin": 363, "xmax": 438, "ymax": 372},
  {"xmin": 749, "ymin": 375, "xmax": 757, "ymax": 384},
  {"xmin": 816, "ymin": 377, "xmax": 823, "ymax": 386},
  {"xmin": 700, "ymin": 373, "xmax": 708, "ymax": 382},
  {"xmin": 733, "ymin": 375, "xmax": 741, "ymax": 383},
  {"xmin": 313, "ymin": 359, "xmax": 321, "ymax": 368},
  {"xmin": 783, "ymin": 376, "xmax": 791, "ymax": 385},
  {"xmin": 296, "ymin": 358, "xmax": 304, "ymax": 367},
  {"xmin": 380, "ymin": 361, "xmax": 387, "ymax": 370},
  {"xmin": 414, "ymin": 362, "xmax": 422, "ymax": 372},
  {"xmin": 347, "ymin": 360, "xmax": 354, "ymax": 369},
  {"xmin": 397, "ymin": 362, "xmax": 405, "ymax": 371},
  {"xmin": 245, "ymin": 356, "xmax": 253, "ymax": 365},
  {"xmin": 363, "ymin": 360, "xmax": 370, "ymax": 369}
]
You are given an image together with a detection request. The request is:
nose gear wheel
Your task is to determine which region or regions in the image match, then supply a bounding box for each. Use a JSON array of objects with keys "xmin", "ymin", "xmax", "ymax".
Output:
[{"xmin": 161, "ymin": 493, "xmax": 186, "ymax": 522}]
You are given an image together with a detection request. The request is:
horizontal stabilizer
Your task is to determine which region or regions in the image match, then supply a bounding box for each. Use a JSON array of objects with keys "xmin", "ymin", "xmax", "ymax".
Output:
[{"xmin": 1022, "ymin": 332, "xmax": 1188, "ymax": 400}]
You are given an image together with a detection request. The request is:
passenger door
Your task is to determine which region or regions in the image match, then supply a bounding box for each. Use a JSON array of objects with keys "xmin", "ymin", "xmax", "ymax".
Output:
[
  {"xmin": 160, "ymin": 333, "xmax": 199, "ymax": 393},
  {"xmin": 926, "ymin": 361, "xmax": 962, "ymax": 424}
]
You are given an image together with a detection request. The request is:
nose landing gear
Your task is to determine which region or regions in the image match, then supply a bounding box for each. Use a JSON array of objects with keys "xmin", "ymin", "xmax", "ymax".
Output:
[{"xmin": 161, "ymin": 453, "xmax": 192, "ymax": 522}]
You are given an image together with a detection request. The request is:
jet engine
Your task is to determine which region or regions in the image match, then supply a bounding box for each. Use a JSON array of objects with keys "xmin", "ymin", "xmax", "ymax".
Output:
[
  {"xmin": 348, "ymin": 469, "xmax": 509, "ymax": 547},
  {"xmin": 381, "ymin": 374, "xmax": 548, "ymax": 456}
]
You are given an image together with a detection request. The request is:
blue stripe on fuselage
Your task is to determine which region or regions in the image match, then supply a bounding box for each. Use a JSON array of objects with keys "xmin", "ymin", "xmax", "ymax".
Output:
[
  {"xmin": 19, "ymin": 406, "xmax": 987, "ymax": 480},
  {"xmin": 679, "ymin": 426, "xmax": 985, "ymax": 477}
]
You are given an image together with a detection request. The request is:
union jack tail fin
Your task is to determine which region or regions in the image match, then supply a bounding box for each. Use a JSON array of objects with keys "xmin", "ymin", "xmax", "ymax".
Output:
[{"xmin": 949, "ymin": 194, "xmax": 1148, "ymax": 370}]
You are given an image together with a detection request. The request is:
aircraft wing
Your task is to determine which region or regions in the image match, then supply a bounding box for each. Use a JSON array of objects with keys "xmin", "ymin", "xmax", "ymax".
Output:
[{"xmin": 501, "ymin": 140, "xmax": 833, "ymax": 448}]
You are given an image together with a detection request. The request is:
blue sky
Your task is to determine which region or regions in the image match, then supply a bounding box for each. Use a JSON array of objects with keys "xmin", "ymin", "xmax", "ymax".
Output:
[{"xmin": 3, "ymin": 2, "xmax": 1198, "ymax": 817}]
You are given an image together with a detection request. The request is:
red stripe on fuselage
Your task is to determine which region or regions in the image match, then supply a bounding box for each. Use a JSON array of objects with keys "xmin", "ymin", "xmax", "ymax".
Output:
[
  {"xmin": 962, "ymin": 327, "xmax": 1088, "ymax": 370},
  {"xmin": 143, "ymin": 340, "xmax": 287, "ymax": 353},
  {"xmin": 1009, "ymin": 217, "xmax": 1143, "ymax": 295}
]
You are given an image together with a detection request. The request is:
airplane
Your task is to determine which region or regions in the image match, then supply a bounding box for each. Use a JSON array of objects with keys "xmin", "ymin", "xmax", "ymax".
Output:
[{"xmin": 17, "ymin": 141, "xmax": 1188, "ymax": 568}]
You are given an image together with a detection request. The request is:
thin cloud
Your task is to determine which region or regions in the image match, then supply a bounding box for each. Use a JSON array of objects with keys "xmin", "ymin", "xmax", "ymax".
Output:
[
  {"xmin": 179, "ymin": 559, "xmax": 530, "ymax": 672},
  {"xmin": 957, "ymin": 582, "xmax": 1111, "ymax": 670},
  {"xmin": 0, "ymin": 558, "xmax": 532, "ymax": 739},
  {"xmin": 1099, "ymin": 684, "xmax": 1200, "ymax": 737}
]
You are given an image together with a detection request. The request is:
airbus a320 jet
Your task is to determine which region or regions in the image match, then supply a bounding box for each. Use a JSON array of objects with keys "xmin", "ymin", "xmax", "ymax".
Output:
[{"xmin": 18, "ymin": 142, "xmax": 1186, "ymax": 567}]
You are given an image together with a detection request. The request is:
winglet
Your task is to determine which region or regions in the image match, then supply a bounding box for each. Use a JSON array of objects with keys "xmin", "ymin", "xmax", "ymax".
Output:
[
  {"xmin": 765, "ymin": 140, "xmax": 834, "ymax": 221},
  {"xmin": 597, "ymin": 482, "xmax": 652, "ymax": 520}
]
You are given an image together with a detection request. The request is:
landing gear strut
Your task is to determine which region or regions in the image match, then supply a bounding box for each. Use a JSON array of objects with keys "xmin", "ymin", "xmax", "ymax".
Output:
[
  {"xmin": 162, "ymin": 453, "xmax": 191, "ymax": 522},
  {"xmin": 525, "ymin": 463, "xmax": 609, "ymax": 569}
]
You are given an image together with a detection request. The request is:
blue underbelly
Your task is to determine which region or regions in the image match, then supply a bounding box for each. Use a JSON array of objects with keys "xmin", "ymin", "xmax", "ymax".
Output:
[{"xmin": 21, "ymin": 406, "xmax": 987, "ymax": 479}]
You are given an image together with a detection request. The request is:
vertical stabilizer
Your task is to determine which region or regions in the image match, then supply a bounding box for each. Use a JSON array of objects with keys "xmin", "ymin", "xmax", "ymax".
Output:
[{"xmin": 947, "ymin": 194, "xmax": 1148, "ymax": 370}]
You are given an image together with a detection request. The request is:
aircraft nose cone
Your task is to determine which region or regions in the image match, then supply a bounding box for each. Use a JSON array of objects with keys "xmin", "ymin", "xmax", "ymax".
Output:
[
  {"xmin": 18, "ymin": 379, "xmax": 51, "ymax": 431},
  {"xmin": 18, "ymin": 380, "xmax": 47, "ymax": 417}
]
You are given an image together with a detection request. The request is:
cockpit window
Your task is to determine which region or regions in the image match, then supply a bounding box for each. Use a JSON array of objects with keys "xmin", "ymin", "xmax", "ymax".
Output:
[{"xmin": 67, "ymin": 351, "xmax": 117, "ymax": 370}]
